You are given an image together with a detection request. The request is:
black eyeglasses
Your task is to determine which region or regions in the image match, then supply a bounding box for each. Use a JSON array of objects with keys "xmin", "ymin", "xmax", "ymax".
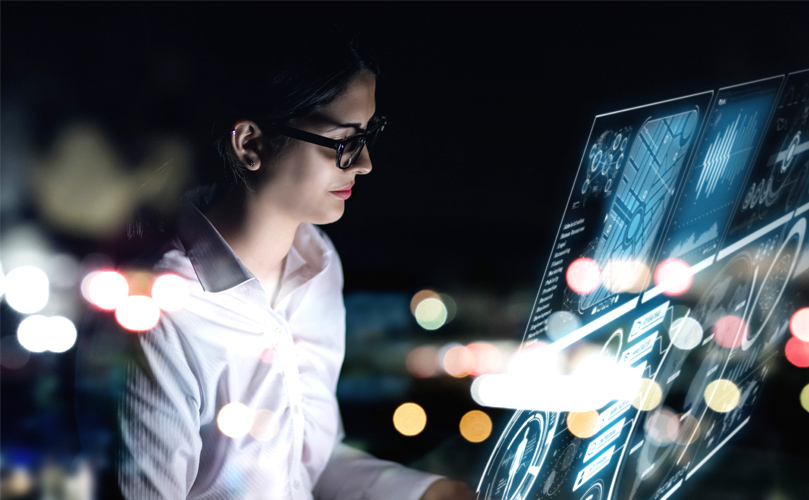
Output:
[{"xmin": 268, "ymin": 116, "xmax": 387, "ymax": 169}]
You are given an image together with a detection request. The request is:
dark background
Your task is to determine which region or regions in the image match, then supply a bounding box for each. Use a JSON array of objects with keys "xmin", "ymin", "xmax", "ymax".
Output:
[{"xmin": 2, "ymin": 2, "xmax": 809, "ymax": 499}]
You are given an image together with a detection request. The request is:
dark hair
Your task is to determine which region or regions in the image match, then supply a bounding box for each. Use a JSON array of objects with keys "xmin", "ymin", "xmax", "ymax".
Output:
[{"xmin": 201, "ymin": 22, "xmax": 380, "ymax": 188}]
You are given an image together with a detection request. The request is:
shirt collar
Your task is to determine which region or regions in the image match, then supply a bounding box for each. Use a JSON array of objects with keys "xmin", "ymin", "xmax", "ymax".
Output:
[{"xmin": 176, "ymin": 189, "xmax": 332, "ymax": 294}]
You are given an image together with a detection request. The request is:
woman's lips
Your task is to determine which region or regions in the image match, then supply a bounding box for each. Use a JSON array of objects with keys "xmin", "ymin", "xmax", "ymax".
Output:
[{"xmin": 331, "ymin": 188, "xmax": 352, "ymax": 200}]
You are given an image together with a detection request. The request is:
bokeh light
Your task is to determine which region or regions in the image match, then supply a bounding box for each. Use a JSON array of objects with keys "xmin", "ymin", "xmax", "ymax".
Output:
[
  {"xmin": 410, "ymin": 289, "xmax": 441, "ymax": 315},
  {"xmin": 704, "ymin": 379, "xmax": 741, "ymax": 413},
  {"xmin": 17, "ymin": 315, "xmax": 51, "ymax": 353},
  {"xmin": 406, "ymin": 346, "xmax": 439, "ymax": 378},
  {"xmin": 800, "ymin": 385, "xmax": 809, "ymax": 413},
  {"xmin": 566, "ymin": 410, "xmax": 599, "ymax": 438},
  {"xmin": 414, "ymin": 297, "xmax": 448, "ymax": 330},
  {"xmin": 632, "ymin": 378, "xmax": 663, "ymax": 411},
  {"xmin": 4, "ymin": 265, "xmax": 50, "ymax": 314},
  {"xmin": 86, "ymin": 270, "xmax": 129, "ymax": 310},
  {"xmin": 654, "ymin": 259, "xmax": 692, "ymax": 296},
  {"xmin": 217, "ymin": 402, "xmax": 253, "ymax": 438},
  {"xmin": 467, "ymin": 342, "xmax": 502, "ymax": 376},
  {"xmin": 249, "ymin": 409, "xmax": 280, "ymax": 441},
  {"xmin": 47, "ymin": 316, "xmax": 78, "ymax": 353},
  {"xmin": 713, "ymin": 315, "xmax": 748, "ymax": 349},
  {"xmin": 459, "ymin": 410, "xmax": 493, "ymax": 443},
  {"xmin": 790, "ymin": 308, "xmax": 809, "ymax": 341},
  {"xmin": 566, "ymin": 258, "xmax": 601, "ymax": 295},
  {"xmin": 785, "ymin": 337, "xmax": 809, "ymax": 368},
  {"xmin": 152, "ymin": 273, "xmax": 191, "ymax": 311},
  {"xmin": 115, "ymin": 295, "xmax": 161, "ymax": 332},
  {"xmin": 441, "ymin": 344, "xmax": 475, "ymax": 377},
  {"xmin": 393, "ymin": 402, "xmax": 427, "ymax": 436},
  {"xmin": 602, "ymin": 259, "xmax": 650, "ymax": 294},
  {"xmin": 546, "ymin": 311, "xmax": 582, "ymax": 342},
  {"xmin": 670, "ymin": 413, "xmax": 700, "ymax": 446},
  {"xmin": 644, "ymin": 407, "xmax": 676, "ymax": 446},
  {"xmin": 669, "ymin": 316, "xmax": 703, "ymax": 350},
  {"xmin": 440, "ymin": 293, "xmax": 457, "ymax": 323}
]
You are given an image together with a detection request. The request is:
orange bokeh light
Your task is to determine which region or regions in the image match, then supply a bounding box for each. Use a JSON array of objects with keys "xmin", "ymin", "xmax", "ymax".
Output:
[{"xmin": 654, "ymin": 259, "xmax": 692, "ymax": 296}]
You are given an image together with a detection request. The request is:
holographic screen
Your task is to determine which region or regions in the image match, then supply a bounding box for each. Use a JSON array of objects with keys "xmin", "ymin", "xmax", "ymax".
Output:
[{"xmin": 473, "ymin": 70, "xmax": 809, "ymax": 500}]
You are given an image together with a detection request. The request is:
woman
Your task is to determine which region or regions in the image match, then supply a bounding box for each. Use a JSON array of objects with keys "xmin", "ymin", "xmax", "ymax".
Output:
[{"xmin": 78, "ymin": 21, "xmax": 473, "ymax": 500}]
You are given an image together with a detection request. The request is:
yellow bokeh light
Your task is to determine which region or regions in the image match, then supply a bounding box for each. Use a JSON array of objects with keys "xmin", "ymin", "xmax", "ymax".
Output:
[
  {"xmin": 410, "ymin": 289, "xmax": 441, "ymax": 315},
  {"xmin": 603, "ymin": 259, "xmax": 650, "ymax": 294},
  {"xmin": 800, "ymin": 384, "xmax": 809, "ymax": 414},
  {"xmin": 459, "ymin": 410, "xmax": 493, "ymax": 443},
  {"xmin": 217, "ymin": 402, "xmax": 253, "ymax": 438},
  {"xmin": 567, "ymin": 410, "xmax": 599, "ymax": 438},
  {"xmin": 704, "ymin": 379, "xmax": 741, "ymax": 413},
  {"xmin": 415, "ymin": 297, "xmax": 448, "ymax": 330},
  {"xmin": 393, "ymin": 402, "xmax": 427, "ymax": 436},
  {"xmin": 249, "ymin": 409, "xmax": 280, "ymax": 441},
  {"xmin": 632, "ymin": 378, "xmax": 663, "ymax": 411}
]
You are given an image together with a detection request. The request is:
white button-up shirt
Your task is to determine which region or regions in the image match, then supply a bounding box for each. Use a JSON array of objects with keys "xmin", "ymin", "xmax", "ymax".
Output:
[{"xmin": 112, "ymin": 203, "xmax": 441, "ymax": 499}]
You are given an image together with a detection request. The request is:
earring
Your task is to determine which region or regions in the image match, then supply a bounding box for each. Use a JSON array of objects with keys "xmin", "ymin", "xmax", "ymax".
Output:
[
  {"xmin": 249, "ymin": 161, "xmax": 255, "ymax": 167},
  {"xmin": 231, "ymin": 130, "xmax": 236, "ymax": 135}
]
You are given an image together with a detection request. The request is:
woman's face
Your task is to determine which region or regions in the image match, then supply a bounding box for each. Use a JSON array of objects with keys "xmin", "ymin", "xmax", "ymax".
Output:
[{"xmin": 258, "ymin": 71, "xmax": 377, "ymax": 225}]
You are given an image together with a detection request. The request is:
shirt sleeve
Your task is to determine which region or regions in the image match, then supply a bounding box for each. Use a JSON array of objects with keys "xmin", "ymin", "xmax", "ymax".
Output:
[
  {"xmin": 313, "ymin": 442, "xmax": 443, "ymax": 500},
  {"xmin": 117, "ymin": 316, "xmax": 203, "ymax": 499}
]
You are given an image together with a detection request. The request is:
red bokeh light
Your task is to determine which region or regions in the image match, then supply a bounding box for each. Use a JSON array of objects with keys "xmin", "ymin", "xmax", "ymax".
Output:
[
  {"xmin": 712, "ymin": 315, "xmax": 747, "ymax": 348},
  {"xmin": 566, "ymin": 258, "xmax": 601, "ymax": 295},
  {"xmin": 654, "ymin": 259, "xmax": 692, "ymax": 296},
  {"xmin": 785, "ymin": 337, "xmax": 809, "ymax": 368}
]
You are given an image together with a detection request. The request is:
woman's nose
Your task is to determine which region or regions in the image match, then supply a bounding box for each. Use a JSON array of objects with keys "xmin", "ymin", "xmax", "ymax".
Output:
[{"xmin": 351, "ymin": 147, "xmax": 373, "ymax": 175}]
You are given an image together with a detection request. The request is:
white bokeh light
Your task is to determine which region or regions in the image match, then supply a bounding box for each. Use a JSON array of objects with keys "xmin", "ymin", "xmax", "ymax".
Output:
[
  {"xmin": 415, "ymin": 297, "xmax": 448, "ymax": 330},
  {"xmin": 17, "ymin": 315, "xmax": 52, "ymax": 352},
  {"xmin": 218, "ymin": 403, "xmax": 253, "ymax": 438},
  {"xmin": 115, "ymin": 295, "xmax": 161, "ymax": 332},
  {"xmin": 5, "ymin": 266, "xmax": 50, "ymax": 314},
  {"xmin": 48, "ymin": 316, "xmax": 78, "ymax": 353},
  {"xmin": 87, "ymin": 271, "xmax": 129, "ymax": 310},
  {"xmin": 152, "ymin": 274, "xmax": 191, "ymax": 311}
]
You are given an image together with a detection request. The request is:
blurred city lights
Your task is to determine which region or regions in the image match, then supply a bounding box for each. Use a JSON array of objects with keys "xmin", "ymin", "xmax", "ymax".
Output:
[
  {"xmin": 406, "ymin": 346, "xmax": 439, "ymax": 378},
  {"xmin": 0, "ymin": 336, "xmax": 30, "ymax": 369},
  {"xmin": 17, "ymin": 315, "xmax": 51, "ymax": 352},
  {"xmin": 644, "ymin": 407, "xmax": 676, "ymax": 446},
  {"xmin": 115, "ymin": 295, "xmax": 161, "ymax": 332},
  {"xmin": 712, "ymin": 315, "xmax": 748, "ymax": 349},
  {"xmin": 790, "ymin": 307, "xmax": 809, "ymax": 342},
  {"xmin": 671, "ymin": 413, "xmax": 700, "ymax": 446},
  {"xmin": 249, "ymin": 409, "xmax": 280, "ymax": 441},
  {"xmin": 4, "ymin": 265, "xmax": 50, "ymax": 314},
  {"xmin": 439, "ymin": 293, "xmax": 457, "ymax": 322},
  {"xmin": 784, "ymin": 337, "xmax": 809, "ymax": 368},
  {"xmin": 441, "ymin": 344, "xmax": 475, "ymax": 377},
  {"xmin": 654, "ymin": 259, "xmax": 692, "ymax": 296},
  {"xmin": 152, "ymin": 273, "xmax": 191, "ymax": 311},
  {"xmin": 410, "ymin": 289, "xmax": 441, "ymax": 315},
  {"xmin": 86, "ymin": 270, "xmax": 129, "ymax": 310},
  {"xmin": 459, "ymin": 410, "xmax": 493, "ymax": 443},
  {"xmin": 415, "ymin": 297, "xmax": 448, "ymax": 330},
  {"xmin": 704, "ymin": 379, "xmax": 741, "ymax": 413},
  {"xmin": 47, "ymin": 316, "xmax": 78, "ymax": 353},
  {"xmin": 566, "ymin": 258, "xmax": 601, "ymax": 295},
  {"xmin": 467, "ymin": 342, "xmax": 502, "ymax": 376},
  {"xmin": 16, "ymin": 315, "xmax": 78, "ymax": 353},
  {"xmin": 217, "ymin": 402, "xmax": 253, "ymax": 438},
  {"xmin": 392, "ymin": 402, "xmax": 427, "ymax": 436},
  {"xmin": 669, "ymin": 316, "xmax": 703, "ymax": 350},
  {"xmin": 603, "ymin": 259, "xmax": 650, "ymax": 294},
  {"xmin": 632, "ymin": 378, "xmax": 663, "ymax": 411},
  {"xmin": 566, "ymin": 410, "xmax": 599, "ymax": 438},
  {"xmin": 800, "ymin": 384, "xmax": 809, "ymax": 414},
  {"xmin": 546, "ymin": 311, "xmax": 582, "ymax": 342}
]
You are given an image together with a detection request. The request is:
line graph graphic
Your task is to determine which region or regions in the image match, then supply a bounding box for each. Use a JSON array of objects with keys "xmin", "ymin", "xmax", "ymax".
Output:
[{"xmin": 695, "ymin": 112, "xmax": 762, "ymax": 199}]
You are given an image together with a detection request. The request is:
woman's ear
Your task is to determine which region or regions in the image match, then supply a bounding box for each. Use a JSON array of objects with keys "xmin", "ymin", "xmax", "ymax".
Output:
[{"xmin": 230, "ymin": 120, "xmax": 264, "ymax": 171}]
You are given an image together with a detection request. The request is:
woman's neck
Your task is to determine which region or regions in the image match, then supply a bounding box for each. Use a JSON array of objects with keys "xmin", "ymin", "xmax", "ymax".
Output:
[{"xmin": 203, "ymin": 185, "xmax": 299, "ymax": 291}]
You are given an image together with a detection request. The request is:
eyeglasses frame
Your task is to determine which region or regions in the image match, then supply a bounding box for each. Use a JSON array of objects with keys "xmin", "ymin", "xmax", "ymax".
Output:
[{"xmin": 266, "ymin": 116, "xmax": 387, "ymax": 169}]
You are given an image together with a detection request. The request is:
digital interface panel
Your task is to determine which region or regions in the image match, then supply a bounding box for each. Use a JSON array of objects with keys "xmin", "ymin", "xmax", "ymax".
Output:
[{"xmin": 477, "ymin": 72, "xmax": 808, "ymax": 500}]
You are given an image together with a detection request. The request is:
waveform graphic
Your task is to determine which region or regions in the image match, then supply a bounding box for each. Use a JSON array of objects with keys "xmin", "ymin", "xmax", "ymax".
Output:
[
  {"xmin": 695, "ymin": 112, "xmax": 761, "ymax": 199},
  {"xmin": 670, "ymin": 222, "xmax": 719, "ymax": 259}
]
